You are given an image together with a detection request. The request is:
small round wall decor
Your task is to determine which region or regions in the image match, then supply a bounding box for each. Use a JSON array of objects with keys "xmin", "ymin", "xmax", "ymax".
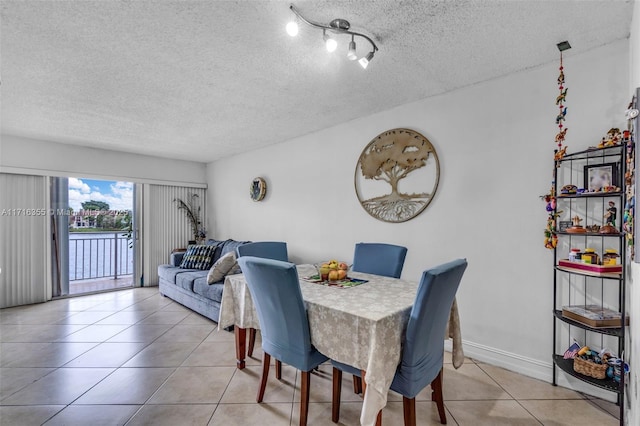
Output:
[
  {"xmin": 250, "ymin": 177, "xmax": 267, "ymax": 201},
  {"xmin": 354, "ymin": 128, "xmax": 440, "ymax": 223}
]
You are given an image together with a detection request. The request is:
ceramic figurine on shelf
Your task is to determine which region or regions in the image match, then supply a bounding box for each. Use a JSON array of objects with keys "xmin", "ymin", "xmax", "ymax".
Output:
[
  {"xmin": 566, "ymin": 215, "xmax": 587, "ymax": 234},
  {"xmin": 560, "ymin": 184, "xmax": 577, "ymax": 195},
  {"xmin": 599, "ymin": 128, "xmax": 622, "ymax": 148},
  {"xmin": 606, "ymin": 128, "xmax": 622, "ymax": 146},
  {"xmin": 598, "ymin": 137, "xmax": 607, "ymax": 149},
  {"xmin": 605, "ymin": 201, "xmax": 617, "ymax": 226},
  {"xmin": 600, "ymin": 201, "xmax": 619, "ymax": 234}
]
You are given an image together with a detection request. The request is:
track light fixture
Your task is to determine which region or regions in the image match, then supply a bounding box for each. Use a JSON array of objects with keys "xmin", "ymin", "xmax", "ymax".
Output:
[
  {"xmin": 347, "ymin": 35, "xmax": 357, "ymax": 61},
  {"xmin": 286, "ymin": 4, "xmax": 378, "ymax": 68}
]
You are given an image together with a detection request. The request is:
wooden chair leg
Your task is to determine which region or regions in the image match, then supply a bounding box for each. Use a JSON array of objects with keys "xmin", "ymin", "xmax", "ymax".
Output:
[
  {"xmin": 430, "ymin": 368, "xmax": 447, "ymax": 424},
  {"xmin": 361, "ymin": 370, "xmax": 382, "ymax": 426},
  {"xmin": 234, "ymin": 326, "xmax": 246, "ymax": 369},
  {"xmin": 352, "ymin": 375, "xmax": 363, "ymax": 394},
  {"xmin": 332, "ymin": 367, "xmax": 343, "ymax": 422},
  {"xmin": 257, "ymin": 352, "xmax": 271, "ymax": 403},
  {"xmin": 299, "ymin": 370, "xmax": 311, "ymax": 426},
  {"xmin": 247, "ymin": 327, "xmax": 257, "ymax": 357},
  {"xmin": 402, "ymin": 396, "xmax": 416, "ymax": 426},
  {"xmin": 275, "ymin": 359, "xmax": 282, "ymax": 380}
]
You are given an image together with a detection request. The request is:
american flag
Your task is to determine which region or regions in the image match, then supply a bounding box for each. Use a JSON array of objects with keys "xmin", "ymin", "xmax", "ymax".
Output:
[{"xmin": 564, "ymin": 342, "xmax": 581, "ymax": 359}]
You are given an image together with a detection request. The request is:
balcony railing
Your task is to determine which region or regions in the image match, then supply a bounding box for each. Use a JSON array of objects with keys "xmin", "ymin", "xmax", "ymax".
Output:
[{"xmin": 69, "ymin": 232, "xmax": 133, "ymax": 281}]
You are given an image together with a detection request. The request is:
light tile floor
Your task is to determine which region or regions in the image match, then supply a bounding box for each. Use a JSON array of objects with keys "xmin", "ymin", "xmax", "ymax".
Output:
[{"xmin": 0, "ymin": 287, "xmax": 621, "ymax": 425}]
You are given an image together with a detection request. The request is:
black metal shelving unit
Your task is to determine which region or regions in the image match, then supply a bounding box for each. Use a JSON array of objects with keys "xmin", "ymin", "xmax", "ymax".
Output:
[
  {"xmin": 552, "ymin": 144, "xmax": 628, "ymax": 425},
  {"xmin": 553, "ymin": 355, "xmax": 621, "ymax": 392}
]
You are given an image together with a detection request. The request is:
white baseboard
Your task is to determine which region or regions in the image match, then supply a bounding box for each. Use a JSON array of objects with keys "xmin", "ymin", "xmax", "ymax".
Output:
[{"xmin": 445, "ymin": 339, "xmax": 618, "ymax": 403}]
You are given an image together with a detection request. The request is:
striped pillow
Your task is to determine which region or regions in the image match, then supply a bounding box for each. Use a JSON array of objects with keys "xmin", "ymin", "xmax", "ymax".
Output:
[{"xmin": 179, "ymin": 244, "xmax": 217, "ymax": 270}]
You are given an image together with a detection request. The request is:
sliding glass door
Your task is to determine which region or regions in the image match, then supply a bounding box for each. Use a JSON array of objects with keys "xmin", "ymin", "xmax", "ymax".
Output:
[{"xmin": 51, "ymin": 177, "xmax": 138, "ymax": 297}]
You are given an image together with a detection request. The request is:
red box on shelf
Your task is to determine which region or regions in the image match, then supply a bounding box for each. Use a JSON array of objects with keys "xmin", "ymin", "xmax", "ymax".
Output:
[{"xmin": 558, "ymin": 259, "xmax": 622, "ymax": 274}]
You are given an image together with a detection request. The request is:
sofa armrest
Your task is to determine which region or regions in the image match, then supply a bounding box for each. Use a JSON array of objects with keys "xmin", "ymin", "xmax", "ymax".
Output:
[{"xmin": 170, "ymin": 252, "xmax": 185, "ymax": 266}]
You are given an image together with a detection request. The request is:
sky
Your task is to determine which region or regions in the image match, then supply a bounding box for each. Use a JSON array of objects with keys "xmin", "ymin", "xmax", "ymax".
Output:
[{"xmin": 68, "ymin": 178, "xmax": 133, "ymax": 212}]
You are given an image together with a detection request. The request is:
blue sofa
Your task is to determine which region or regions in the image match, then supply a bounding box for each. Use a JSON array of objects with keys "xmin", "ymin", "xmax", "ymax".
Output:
[{"xmin": 158, "ymin": 239, "xmax": 250, "ymax": 322}]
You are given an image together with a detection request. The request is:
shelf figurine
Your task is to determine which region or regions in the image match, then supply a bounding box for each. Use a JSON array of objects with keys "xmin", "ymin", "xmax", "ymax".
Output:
[
  {"xmin": 605, "ymin": 201, "xmax": 617, "ymax": 226},
  {"xmin": 601, "ymin": 201, "xmax": 619, "ymax": 234},
  {"xmin": 566, "ymin": 215, "xmax": 587, "ymax": 234},
  {"xmin": 587, "ymin": 224, "xmax": 601, "ymax": 233},
  {"xmin": 598, "ymin": 128, "xmax": 622, "ymax": 148}
]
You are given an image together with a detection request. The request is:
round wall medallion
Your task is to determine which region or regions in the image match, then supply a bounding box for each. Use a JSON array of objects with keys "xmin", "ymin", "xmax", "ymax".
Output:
[
  {"xmin": 250, "ymin": 177, "xmax": 267, "ymax": 201},
  {"xmin": 354, "ymin": 128, "xmax": 440, "ymax": 223}
]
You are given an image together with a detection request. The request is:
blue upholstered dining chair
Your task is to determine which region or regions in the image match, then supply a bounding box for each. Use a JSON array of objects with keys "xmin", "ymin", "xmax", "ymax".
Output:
[
  {"xmin": 351, "ymin": 242, "xmax": 407, "ymax": 279},
  {"xmin": 331, "ymin": 258, "xmax": 468, "ymax": 426},
  {"xmin": 237, "ymin": 256, "xmax": 329, "ymax": 426},
  {"xmin": 236, "ymin": 241, "xmax": 288, "ymax": 262},
  {"xmin": 235, "ymin": 241, "xmax": 288, "ymax": 356}
]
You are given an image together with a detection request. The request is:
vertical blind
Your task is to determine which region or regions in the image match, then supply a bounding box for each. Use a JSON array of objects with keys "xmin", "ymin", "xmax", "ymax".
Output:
[
  {"xmin": 0, "ymin": 173, "xmax": 50, "ymax": 308},
  {"xmin": 143, "ymin": 184, "xmax": 206, "ymax": 286}
]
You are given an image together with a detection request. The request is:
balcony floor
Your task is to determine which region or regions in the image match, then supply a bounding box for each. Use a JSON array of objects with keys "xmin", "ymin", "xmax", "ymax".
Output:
[{"xmin": 69, "ymin": 275, "xmax": 134, "ymax": 295}]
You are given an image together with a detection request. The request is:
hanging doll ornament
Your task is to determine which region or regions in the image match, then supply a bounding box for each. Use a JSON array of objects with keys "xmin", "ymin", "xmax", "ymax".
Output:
[
  {"xmin": 624, "ymin": 95, "xmax": 638, "ymax": 258},
  {"xmin": 544, "ymin": 42, "xmax": 570, "ymax": 249},
  {"xmin": 542, "ymin": 186, "xmax": 559, "ymax": 249},
  {"xmin": 554, "ymin": 51, "xmax": 568, "ymax": 162}
]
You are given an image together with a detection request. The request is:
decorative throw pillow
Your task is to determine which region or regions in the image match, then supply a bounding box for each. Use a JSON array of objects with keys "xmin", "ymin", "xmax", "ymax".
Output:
[
  {"xmin": 207, "ymin": 251, "xmax": 239, "ymax": 284},
  {"xmin": 179, "ymin": 244, "xmax": 217, "ymax": 270},
  {"xmin": 228, "ymin": 262, "xmax": 242, "ymax": 276}
]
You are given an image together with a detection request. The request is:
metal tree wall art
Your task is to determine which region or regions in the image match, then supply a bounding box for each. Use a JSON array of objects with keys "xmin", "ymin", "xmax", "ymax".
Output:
[{"xmin": 354, "ymin": 128, "xmax": 440, "ymax": 223}]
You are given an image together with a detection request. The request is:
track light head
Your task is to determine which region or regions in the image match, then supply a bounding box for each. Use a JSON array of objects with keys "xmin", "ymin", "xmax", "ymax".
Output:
[
  {"xmin": 359, "ymin": 51, "xmax": 374, "ymax": 69},
  {"xmin": 347, "ymin": 36, "xmax": 357, "ymax": 61},
  {"xmin": 286, "ymin": 21, "xmax": 299, "ymax": 37},
  {"xmin": 323, "ymin": 30, "xmax": 337, "ymax": 53}
]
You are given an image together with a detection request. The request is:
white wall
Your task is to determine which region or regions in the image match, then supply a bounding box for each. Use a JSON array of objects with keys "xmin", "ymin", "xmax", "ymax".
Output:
[
  {"xmin": 627, "ymin": 0, "xmax": 640, "ymax": 423},
  {"xmin": 0, "ymin": 134, "xmax": 207, "ymax": 186},
  {"xmin": 208, "ymin": 40, "xmax": 629, "ymax": 391}
]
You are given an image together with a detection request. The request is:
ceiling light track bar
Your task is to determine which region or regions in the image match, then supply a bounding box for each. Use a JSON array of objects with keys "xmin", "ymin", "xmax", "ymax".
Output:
[{"xmin": 289, "ymin": 4, "xmax": 378, "ymax": 53}]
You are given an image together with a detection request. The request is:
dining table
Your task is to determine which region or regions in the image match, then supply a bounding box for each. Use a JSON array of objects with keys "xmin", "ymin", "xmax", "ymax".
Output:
[{"xmin": 218, "ymin": 263, "xmax": 463, "ymax": 426}]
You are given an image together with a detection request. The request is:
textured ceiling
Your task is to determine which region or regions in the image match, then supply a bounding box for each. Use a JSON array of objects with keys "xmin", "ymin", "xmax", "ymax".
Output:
[{"xmin": 0, "ymin": 0, "xmax": 634, "ymax": 162}]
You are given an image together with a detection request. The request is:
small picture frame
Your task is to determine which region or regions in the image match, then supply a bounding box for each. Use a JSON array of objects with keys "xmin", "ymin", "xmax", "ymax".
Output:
[
  {"xmin": 558, "ymin": 221, "xmax": 572, "ymax": 232},
  {"xmin": 584, "ymin": 163, "xmax": 619, "ymax": 192}
]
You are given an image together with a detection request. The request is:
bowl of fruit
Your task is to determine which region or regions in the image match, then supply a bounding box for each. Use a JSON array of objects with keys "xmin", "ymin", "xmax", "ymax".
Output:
[{"xmin": 317, "ymin": 260, "xmax": 350, "ymax": 282}]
